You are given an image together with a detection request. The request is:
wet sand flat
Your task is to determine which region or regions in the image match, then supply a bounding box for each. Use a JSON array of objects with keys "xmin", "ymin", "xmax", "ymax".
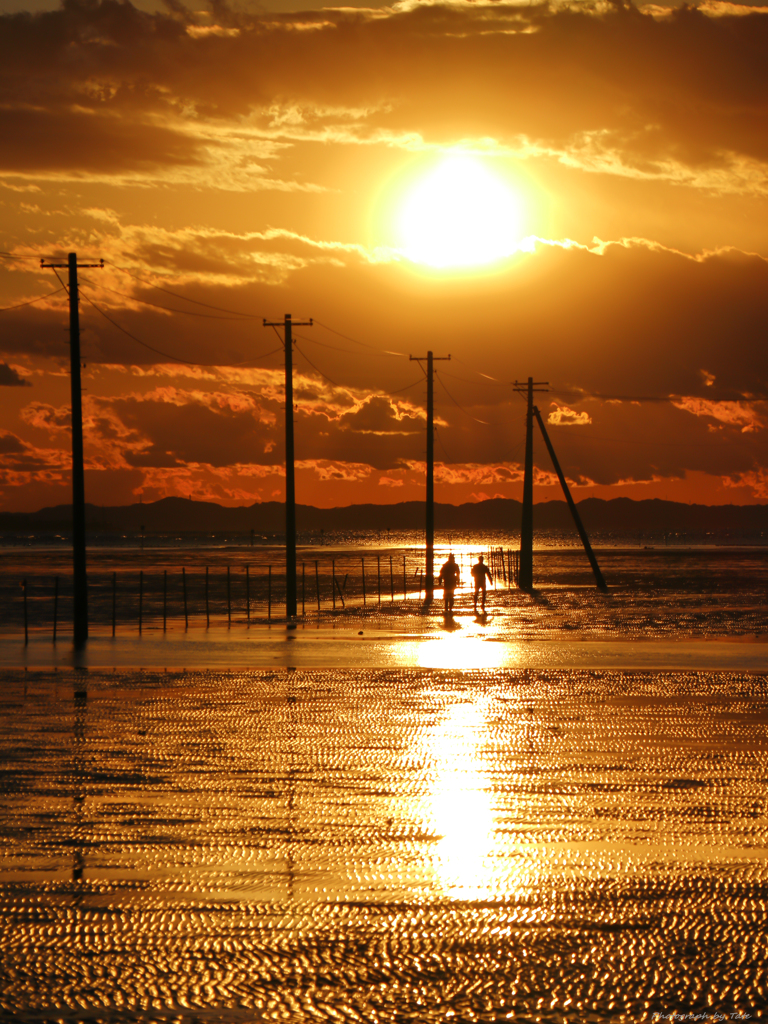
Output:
[{"xmin": 1, "ymin": 667, "xmax": 766, "ymax": 1023}]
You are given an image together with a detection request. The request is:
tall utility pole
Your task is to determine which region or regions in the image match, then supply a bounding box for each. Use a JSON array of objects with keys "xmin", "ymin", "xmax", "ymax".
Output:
[
  {"xmin": 41, "ymin": 253, "xmax": 103, "ymax": 647},
  {"xmin": 410, "ymin": 350, "xmax": 450, "ymax": 602},
  {"xmin": 263, "ymin": 313, "xmax": 312, "ymax": 619},
  {"xmin": 512, "ymin": 377, "xmax": 548, "ymax": 590}
]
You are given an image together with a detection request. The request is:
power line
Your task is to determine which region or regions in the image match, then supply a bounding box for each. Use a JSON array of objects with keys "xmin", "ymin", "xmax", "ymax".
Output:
[
  {"xmin": 294, "ymin": 343, "xmax": 342, "ymax": 388},
  {"xmin": 86, "ymin": 281, "xmax": 258, "ymax": 320},
  {"xmin": 108, "ymin": 263, "xmax": 262, "ymax": 318},
  {"xmin": 79, "ymin": 287, "xmax": 282, "ymax": 367},
  {"xmin": 313, "ymin": 318, "xmax": 405, "ymax": 358},
  {"xmin": 0, "ymin": 285, "xmax": 67, "ymax": 312},
  {"xmin": 435, "ymin": 371, "xmax": 489, "ymax": 425}
]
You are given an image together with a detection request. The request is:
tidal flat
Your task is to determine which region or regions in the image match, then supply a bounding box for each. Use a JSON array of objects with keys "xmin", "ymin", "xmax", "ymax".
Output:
[{"xmin": 0, "ymin": 667, "xmax": 766, "ymax": 1023}]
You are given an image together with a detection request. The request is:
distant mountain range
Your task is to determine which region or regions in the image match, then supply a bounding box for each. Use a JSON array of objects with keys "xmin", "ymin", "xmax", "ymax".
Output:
[{"xmin": 1, "ymin": 496, "xmax": 766, "ymax": 537}]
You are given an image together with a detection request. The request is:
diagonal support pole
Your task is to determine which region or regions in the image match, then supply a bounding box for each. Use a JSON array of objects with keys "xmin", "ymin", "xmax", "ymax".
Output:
[{"xmin": 533, "ymin": 406, "xmax": 607, "ymax": 591}]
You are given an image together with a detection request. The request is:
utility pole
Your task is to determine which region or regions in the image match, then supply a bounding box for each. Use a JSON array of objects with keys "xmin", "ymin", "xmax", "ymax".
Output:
[
  {"xmin": 410, "ymin": 350, "xmax": 450, "ymax": 602},
  {"xmin": 41, "ymin": 253, "xmax": 103, "ymax": 647},
  {"xmin": 512, "ymin": 377, "xmax": 548, "ymax": 590},
  {"xmin": 263, "ymin": 313, "xmax": 312, "ymax": 619}
]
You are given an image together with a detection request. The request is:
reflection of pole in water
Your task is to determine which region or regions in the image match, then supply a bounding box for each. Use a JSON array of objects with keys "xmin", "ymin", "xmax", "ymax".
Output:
[
  {"xmin": 285, "ymin": 673, "xmax": 297, "ymax": 906},
  {"xmin": 72, "ymin": 680, "xmax": 87, "ymax": 885}
]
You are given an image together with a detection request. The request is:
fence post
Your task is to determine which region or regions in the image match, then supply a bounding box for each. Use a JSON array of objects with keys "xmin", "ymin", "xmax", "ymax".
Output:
[
  {"xmin": 389, "ymin": 555, "xmax": 394, "ymax": 603},
  {"xmin": 362, "ymin": 557, "xmax": 366, "ymax": 606},
  {"xmin": 403, "ymin": 555, "xmax": 406, "ymax": 601},
  {"xmin": 302, "ymin": 562, "xmax": 305, "ymax": 616},
  {"xmin": 315, "ymin": 560, "xmax": 320, "ymax": 612},
  {"xmin": 226, "ymin": 566, "xmax": 231, "ymax": 626},
  {"xmin": 53, "ymin": 576, "xmax": 59, "ymax": 643},
  {"xmin": 377, "ymin": 555, "xmax": 381, "ymax": 605},
  {"xmin": 182, "ymin": 567, "xmax": 188, "ymax": 629},
  {"xmin": 163, "ymin": 570, "xmax": 167, "ymax": 631},
  {"xmin": 112, "ymin": 571, "xmax": 116, "ymax": 636},
  {"xmin": 205, "ymin": 566, "xmax": 210, "ymax": 626},
  {"xmin": 139, "ymin": 571, "xmax": 143, "ymax": 634},
  {"xmin": 268, "ymin": 566, "xmax": 272, "ymax": 622},
  {"xmin": 22, "ymin": 578, "xmax": 28, "ymax": 645},
  {"xmin": 246, "ymin": 565, "xmax": 251, "ymax": 624},
  {"xmin": 332, "ymin": 559, "xmax": 336, "ymax": 610}
]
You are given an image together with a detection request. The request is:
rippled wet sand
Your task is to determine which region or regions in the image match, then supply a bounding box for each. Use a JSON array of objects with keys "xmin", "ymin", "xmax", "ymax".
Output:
[{"xmin": 1, "ymin": 668, "xmax": 767, "ymax": 1023}]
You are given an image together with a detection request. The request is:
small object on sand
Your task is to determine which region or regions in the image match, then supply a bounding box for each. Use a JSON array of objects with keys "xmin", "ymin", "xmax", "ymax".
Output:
[{"xmin": 358, "ymin": 631, "xmax": 364, "ymax": 635}]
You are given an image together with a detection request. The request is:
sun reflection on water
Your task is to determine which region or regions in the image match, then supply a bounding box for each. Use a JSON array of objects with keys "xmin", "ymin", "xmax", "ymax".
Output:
[{"xmin": 425, "ymin": 698, "xmax": 499, "ymax": 899}]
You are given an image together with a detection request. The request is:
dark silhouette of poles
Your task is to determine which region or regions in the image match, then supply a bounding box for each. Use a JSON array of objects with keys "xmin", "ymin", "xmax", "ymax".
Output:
[
  {"xmin": 513, "ymin": 377, "xmax": 548, "ymax": 590},
  {"xmin": 139, "ymin": 571, "xmax": 143, "ymax": 633},
  {"xmin": 41, "ymin": 252, "xmax": 103, "ymax": 648},
  {"xmin": 533, "ymin": 405, "xmax": 607, "ymax": 591},
  {"xmin": 226, "ymin": 566, "xmax": 231, "ymax": 626},
  {"xmin": 268, "ymin": 566, "xmax": 272, "ymax": 621},
  {"xmin": 315, "ymin": 560, "xmax": 320, "ymax": 612},
  {"xmin": 389, "ymin": 556, "xmax": 394, "ymax": 602},
  {"xmin": 246, "ymin": 565, "xmax": 251, "ymax": 623},
  {"xmin": 112, "ymin": 572, "xmax": 116, "ymax": 635},
  {"xmin": 403, "ymin": 555, "xmax": 406, "ymax": 601},
  {"xmin": 361, "ymin": 558, "xmax": 366, "ymax": 605},
  {"xmin": 163, "ymin": 570, "xmax": 167, "ymax": 631},
  {"xmin": 205, "ymin": 566, "xmax": 210, "ymax": 626},
  {"xmin": 332, "ymin": 559, "xmax": 337, "ymax": 610},
  {"xmin": 22, "ymin": 579, "xmax": 28, "ymax": 645},
  {"xmin": 377, "ymin": 555, "xmax": 382, "ymax": 605},
  {"xmin": 301, "ymin": 562, "xmax": 305, "ymax": 616},
  {"xmin": 263, "ymin": 313, "xmax": 312, "ymax": 620},
  {"xmin": 182, "ymin": 567, "xmax": 189, "ymax": 628},
  {"xmin": 53, "ymin": 576, "xmax": 59, "ymax": 642},
  {"xmin": 410, "ymin": 350, "xmax": 450, "ymax": 603}
]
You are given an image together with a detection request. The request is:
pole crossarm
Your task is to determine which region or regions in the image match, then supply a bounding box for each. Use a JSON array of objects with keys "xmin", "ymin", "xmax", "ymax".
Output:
[
  {"xmin": 410, "ymin": 352, "xmax": 450, "ymax": 604},
  {"xmin": 41, "ymin": 259, "xmax": 105, "ymax": 270},
  {"xmin": 263, "ymin": 314, "xmax": 312, "ymax": 619}
]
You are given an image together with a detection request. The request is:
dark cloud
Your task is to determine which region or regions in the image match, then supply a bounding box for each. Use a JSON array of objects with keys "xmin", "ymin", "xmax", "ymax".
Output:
[
  {"xmin": 0, "ymin": 362, "xmax": 31, "ymax": 386},
  {"xmin": 0, "ymin": 2, "xmax": 766, "ymax": 180}
]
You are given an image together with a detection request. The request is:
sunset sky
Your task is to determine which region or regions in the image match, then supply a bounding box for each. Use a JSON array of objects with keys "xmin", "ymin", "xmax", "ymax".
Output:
[{"xmin": 1, "ymin": 0, "xmax": 767, "ymax": 512}]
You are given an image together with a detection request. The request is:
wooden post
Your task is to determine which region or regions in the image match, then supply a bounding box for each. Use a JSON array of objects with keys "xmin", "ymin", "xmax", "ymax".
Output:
[
  {"xmin": 377, "ymin": 555, "xmax": 381, "ymax": 605},
  {"xmin": 22, "ymin": 578, "xmax": 28, "ymax": 645},
  {"xmin": 139, "ymin": 571, "xmax": 143, "ymax": 634},
  {"xmin": 403, "ymin": 555, "xmax": 406, "ymax": 601},
  {"xmin": 112, "ymin": 571, "xmax": 116, "ymax": 636},
  {"xmin": 335, "ymin": 575, "xmax": 345, "ymax": 609},
  {"xmin": 163, "ymin": 570, "xmax": 167, "ymax": 631},
  {"xmin": 182, "ymin": 567, "xmax": 188, "ymax": 629},
  {"xmin": 332, "ymin": 559, "xmax": 336, "ymax": 610},
  {"xmin": 205, "ymin": 566, "xmax": 210, "ymax": 626},
  {"xmin": 268, "ymin": 566, "xmax": 272, "ymax": 622},
  {"xmin": 53, "ymin": 576, "xmax": 59, "ymax": 643},
  {"xmin": 226, "ymin": 565, "xmax": 231, "ymax": 626},
  {"xmin": 246, "ymin": 565, "xmax": 251, "ymax": 623},
  {"xmin": 315, "ymin": 560, "xmax": 320, "ymax": 612},
  {"xmin": 362, "ymin": 558, "xmax": 366, "ymax": 606},
  {"xmin": 389, "ymin": 555, "xmax": 394, "ymax": 602},
  {"xmin": 302, "ymin": 561, "xmax": 305, "ymax": 616}
]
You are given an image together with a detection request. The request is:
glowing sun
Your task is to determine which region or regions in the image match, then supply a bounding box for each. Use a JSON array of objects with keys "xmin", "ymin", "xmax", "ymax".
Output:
[{"xmin": 397, "ymin": 155, "xmax": 524, "ymax": 268}]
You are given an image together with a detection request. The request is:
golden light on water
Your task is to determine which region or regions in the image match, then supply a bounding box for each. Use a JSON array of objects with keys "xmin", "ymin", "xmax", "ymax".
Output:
[
  {"xmin": 427, "ymin": 698, "xmax": 497, "ymax": 897},
  {"xmin": 396, "ymin": 155, "xmax": 526, "ymax": 268}
]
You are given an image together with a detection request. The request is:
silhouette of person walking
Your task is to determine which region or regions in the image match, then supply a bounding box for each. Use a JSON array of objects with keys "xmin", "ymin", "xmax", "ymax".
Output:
[
  {"xmin": 471, "ymin": 554, "xmax": 493, "ymax": 613},
  {"xmin": 437, "ymin": 553, "xmax": 461, "ymax": 615}
]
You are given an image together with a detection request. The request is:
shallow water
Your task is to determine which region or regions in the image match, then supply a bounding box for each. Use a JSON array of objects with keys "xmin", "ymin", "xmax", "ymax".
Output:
[{"xmin": 1, "ymin": 668, "xmax": 766, "ymax": 1022}]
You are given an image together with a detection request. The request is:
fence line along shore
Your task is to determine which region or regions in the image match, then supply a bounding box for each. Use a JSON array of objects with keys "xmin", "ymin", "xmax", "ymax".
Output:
[{"xmin": 10, "ymin": 547, "xmax": 519, "ymax": 642}]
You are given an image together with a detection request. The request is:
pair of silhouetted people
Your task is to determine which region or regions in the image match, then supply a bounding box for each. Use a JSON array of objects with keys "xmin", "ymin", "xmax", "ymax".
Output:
[{"xmin": 437, "ymin": 553, "xmax": 493, "ymax": 615}]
